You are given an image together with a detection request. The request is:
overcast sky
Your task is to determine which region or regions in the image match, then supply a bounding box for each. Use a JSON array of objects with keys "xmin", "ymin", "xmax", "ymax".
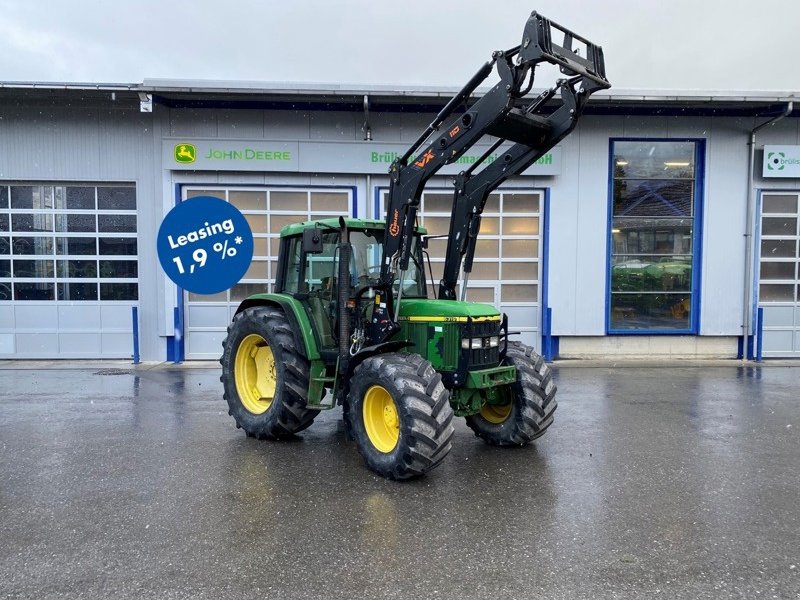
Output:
[{"xmin": 0, "ymin": 0, "xmax": 798, "ymax": 92}]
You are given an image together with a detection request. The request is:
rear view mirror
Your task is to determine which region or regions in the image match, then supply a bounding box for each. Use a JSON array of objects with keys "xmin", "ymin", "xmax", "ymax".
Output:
[{"xmin": 302, "ymin": 227, "xmax": 323, "ymax": 254}]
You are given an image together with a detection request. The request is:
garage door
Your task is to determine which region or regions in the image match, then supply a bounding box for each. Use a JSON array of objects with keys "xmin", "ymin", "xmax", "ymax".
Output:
[
  {"xmin": 379, "ymin": 188, "xmax": 543, "ymax": 349},
  {"xmin": 183, "ymin": 186, "xmax": 353, "ymax": 359},
  {"xmin": 0, "ymin": 183, "xmax": 139, "ymax": 358},
  {"xmin": 758, "ymin": 192, "xmax": 800, "ymax": 357}
]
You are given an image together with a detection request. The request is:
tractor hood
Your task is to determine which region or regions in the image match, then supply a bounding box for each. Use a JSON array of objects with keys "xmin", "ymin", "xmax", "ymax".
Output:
[{"xmin": 397, "ymin": 299, "xmax": 500, "ymax": 322}]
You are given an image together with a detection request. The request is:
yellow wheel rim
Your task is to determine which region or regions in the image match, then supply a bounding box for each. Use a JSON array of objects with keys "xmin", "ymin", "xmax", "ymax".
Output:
[
  {"xmin": 234, "ymin": 334, "xmax": 277, "ymax": 415},
  {"xmin": 363, "ymin": 385, "xmax": 400, "ymax": 453},
  {"xmin": 480, "ymin": 401, "xmax": 513, "ymax": 424}
]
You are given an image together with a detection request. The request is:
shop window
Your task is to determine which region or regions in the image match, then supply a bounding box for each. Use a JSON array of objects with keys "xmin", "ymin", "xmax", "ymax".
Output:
[{"xmin": 608, "ymin": 140, "xmax": 703, "ymax": 332}]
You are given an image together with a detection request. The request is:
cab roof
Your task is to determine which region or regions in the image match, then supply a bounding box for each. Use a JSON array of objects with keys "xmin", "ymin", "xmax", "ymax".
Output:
[{"xmin": 279, "ymin": 217, "xmax": 428, "ymax": 237}]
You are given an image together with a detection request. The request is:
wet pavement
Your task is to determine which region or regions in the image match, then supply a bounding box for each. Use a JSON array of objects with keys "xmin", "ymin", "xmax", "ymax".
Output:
[{"xmin": 1, "ymin": 364, "xmax": 799, "ymax": 599}]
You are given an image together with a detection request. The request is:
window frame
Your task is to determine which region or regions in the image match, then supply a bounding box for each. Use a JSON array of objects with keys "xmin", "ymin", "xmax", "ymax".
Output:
[{"xmin": 605, "ymin": 138, "xmax": 705, "ymax": 335}]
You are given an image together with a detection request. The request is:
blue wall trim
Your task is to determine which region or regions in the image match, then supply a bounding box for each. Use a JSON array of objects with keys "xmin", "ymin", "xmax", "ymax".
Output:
[
  {"xmin": 541, "ymin": 188, "xmax": 555, "ymax": 360},
  {"xmin": 605, "ymin": 137, "xmax": 706, "ymax": 336}
]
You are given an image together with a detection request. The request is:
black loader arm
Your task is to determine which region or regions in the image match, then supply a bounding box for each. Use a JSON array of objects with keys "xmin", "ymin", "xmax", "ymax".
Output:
[
  {"xmin": 370, "ymin": 11, "xmax": 610, "ymax": 343},
  {"xmin": 438, "ymin": 67, "xmax": 609, "ymax": 300}
]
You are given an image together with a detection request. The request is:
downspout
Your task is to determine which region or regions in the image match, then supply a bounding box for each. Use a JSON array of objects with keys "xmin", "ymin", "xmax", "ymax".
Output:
[{"xmin": 742, "ymin": 101, "xmax": 793, "ymax": 357}]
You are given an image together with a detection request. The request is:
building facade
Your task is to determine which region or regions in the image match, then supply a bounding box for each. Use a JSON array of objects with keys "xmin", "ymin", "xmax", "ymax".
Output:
[{"xmin": 0, "ymin": 81, "xmax": 798, "ymax": 360}]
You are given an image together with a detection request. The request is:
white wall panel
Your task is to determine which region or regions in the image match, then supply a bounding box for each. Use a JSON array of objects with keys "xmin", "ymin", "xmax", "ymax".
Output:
[{"xmin": 700, "ymin": 118, "xmax": 750, "ymax": 334}]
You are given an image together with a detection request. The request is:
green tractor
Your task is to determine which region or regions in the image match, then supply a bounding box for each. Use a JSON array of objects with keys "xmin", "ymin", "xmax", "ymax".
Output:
[{"xmin": 220, "ymin": 12, "xmax": 609, "ymax": 479}]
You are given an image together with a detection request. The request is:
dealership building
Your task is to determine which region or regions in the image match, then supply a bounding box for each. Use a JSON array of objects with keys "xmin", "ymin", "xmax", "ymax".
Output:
[{"xmin": 0, "ymin": 79, "xmax": 798, "ymax": 361}]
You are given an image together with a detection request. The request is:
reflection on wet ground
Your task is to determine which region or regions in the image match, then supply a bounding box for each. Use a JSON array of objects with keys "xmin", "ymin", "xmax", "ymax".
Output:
[{"xmin": 0, "ymin": 365, "xmax": 798, "ymax": 598}]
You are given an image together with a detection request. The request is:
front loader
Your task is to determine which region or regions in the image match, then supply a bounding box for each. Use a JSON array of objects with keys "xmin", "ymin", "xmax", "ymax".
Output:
[{"xmin": 220, "ymin": 12, "xmax": 610, "ymax": 479}]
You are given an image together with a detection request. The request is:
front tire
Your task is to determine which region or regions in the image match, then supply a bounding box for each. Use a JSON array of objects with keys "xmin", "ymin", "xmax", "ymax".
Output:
[
  {"xmin": 465, "ymin": 342, "xmax": 557, "ymax": 446},
  {"xmin": 344, "ymin": 353, "xmax": 454, "ymax": 480},
  {"xmin": 220, "ymin": 306, "xmax": 319, "ymax": 439}
]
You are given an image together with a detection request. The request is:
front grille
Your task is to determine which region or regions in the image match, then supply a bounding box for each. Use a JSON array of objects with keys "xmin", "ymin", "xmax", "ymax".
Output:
[
  {"xmin": 470, "ymin": 345, "xmax": 499, "ymax": 367},
  {"xmin": 462, "ymin": 319, "xmax": 501, "ymax": 368}
]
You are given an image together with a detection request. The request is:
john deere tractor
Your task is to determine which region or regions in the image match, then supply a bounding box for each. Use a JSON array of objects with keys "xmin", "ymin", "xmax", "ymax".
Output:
[{"xmin": 220, "ymin": 12, "xmax": 610, "ymax": 479}]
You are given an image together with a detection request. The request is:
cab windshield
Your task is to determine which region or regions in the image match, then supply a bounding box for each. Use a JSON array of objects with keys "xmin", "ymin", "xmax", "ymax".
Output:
[{"xmin": 350, "ymin": 229, "xmax": 427, "ymax": 298}]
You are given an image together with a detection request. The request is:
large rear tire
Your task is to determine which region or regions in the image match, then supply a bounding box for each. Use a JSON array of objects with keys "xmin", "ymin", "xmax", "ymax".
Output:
[
  {"xmin": 220, "ymin": 306, "xmax": 319, "ymax": 439},
  {"xmin": 465, "ymin": 342, "xmax": 557, "ymax": 446},
  {"xmin": 344, "ymin": 353, "xmax": 454, "ymax": 480}
]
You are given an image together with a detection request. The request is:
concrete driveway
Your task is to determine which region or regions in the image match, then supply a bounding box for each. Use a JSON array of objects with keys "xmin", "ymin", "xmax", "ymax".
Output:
[{"xmin": 1, "ymin": 363, "xmax": 798, "ymax": 599}]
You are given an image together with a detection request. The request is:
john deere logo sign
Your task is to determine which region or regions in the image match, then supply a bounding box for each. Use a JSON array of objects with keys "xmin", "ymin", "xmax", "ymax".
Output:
[
  {"xmin": 763, "ymin": 145, "xmax": 800, "ymax": 178},
  {"xmin": 174, "ymin": 143, "xmax": 196, "ymax": 163}
]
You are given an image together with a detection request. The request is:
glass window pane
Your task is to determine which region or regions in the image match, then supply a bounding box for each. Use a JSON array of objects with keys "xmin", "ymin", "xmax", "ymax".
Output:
[
  {"xmin": 762, "ymin": 194, "xmax": 798, "ymax": 214},
  {"xmin": 56, "ymin": 214, "xmax": 95, "ymax": 232},
  {"xmin": 503, "ymin": 193, "xmax": 539, "ymax": 213},
  {"xmin": 186, "ymin": 189, "xmax": 221, "ymax": 199},
  {"xmin": 760, "ymin": 261, "xmax": 796, "ymax": 280},
  {"xmin": 97, "ymin": 187, "xmax": 136, "ymax": 210},
  {"xmin": 612, "ymin": 255, "xmax": 692, "ymax": 292},
  {"xmin": 58, "ymin": 282, "xmax": 97, "ymax": 300},
  {"xmin": 465, "ymin": 287, "xmax": 494, "ymax": 303},
  {"xmin": 0, "ymin": 282, "xmax": 10, "ymax": 301},
  {"xmin": 310, "ymin": 192, "xmax": 348, "ymax": 212},
  {"xmin": 502, "ymin": 262, "xmax": 538, "ymax": 280},
  {"xmin": 57, "ymin": 260, "xmax": 97, "ymax": 278},
  {"xmin": 231, "ymin": 282, "xmax": 267, "ymax": 301},
  {"xmin": 422, "ymin": 217, "xmax": 450, "ymax": 236},
  {"xmin": 269, "ymin": 214, "xmax": 296, "ymax": 233},
  {"xmin": 244, "ymin": 215, "xmax": 268, "ymax": 233},
  {"xmin": 12, "ymin": 237, "xmax": 53, "ymax": 256},
  {"xmin": 614, "ymin": 179, "xmax": 693, "ymax": 217},
  {"xmin": 426, "ymin": 238, "xmax": 447, "ymax": 259},
  {"xmin": 761, "ymin": 239, "xmax": 796, "ymax": 258},
  {"xmin": 484, "ymin": 194, "xmax": 500, "ymax": 213},
  {"xmin": 503, "ymin": 217, "xmax": 539, "ymax": 235},
  {"xmin": 14, "ymin": 282, "xmax": 54, "ymax": 300},
  {"xmin": 476, "ymin": 239, "xmax": 498, "ymax": 257},
  {"xmin": 13, "ymin": 214, "xmax": 53, "ymax": 233},
  {"xmin": 188, "ymin": 291, "xmax": 227, "ymax": 302},
  {"xmin": 423, "ymin": 194, "xmax": 451, "ymax": 213},
  {"xmin": 0, "ymin": 186, "xmax": 7, "ymax": 209},
  {"xmin": 612, "ymin": 220, "xmax": 693, "ymax": 255},
  {"xmin": 57, "ymin": 237, "xmax": 96, "ymax": 255},
  {"xmin": 0, "ymin": 215, "xmax": 8, "ymax": 232},
  {"xmin": 229, "ymin": 190, "xmax": 265, "ymax": 211},
  {"xmin": 58, "ymin": 186, "xmax": 95, "ymax": 210},
  {"xmin": 759, "ymin": 284, "xmax": 795, "ymax": 302},
  {"xmin": 252, "ymin": 237, "xmax": 269, "ymax": 256},
  {"xmin": 0, "ymin": 259, "xmax": 9, "ymax": 277},
  {"xmin": 10, "ymin": 186, "xmax": 34, "ymax": 209},
  {"xmin": 98, "ymin": 214, "xmax": 136, "ymax": 233},
  {"xmin": 501, "ymin": 284, "xmax": 537, "ymax": 302},
  {"xmin": 14, "ymin": 259, "xmax": 54, "ymax": 278},
  {"xmin": 98, "ymin": 260, "xmax": 137, "ymax": 278},
  {"xmin": 478, "ymin": 217, "xmax": 499, "ymax": 235},
  {"xmin": 610, "ymin": 293, "xmax": 691, "ymax": 330},
  {"xmin": 762, "ymin": 217, "xmax": 797, "ymax": 236},
  {"xmin": 502, "ymin": 238, "xmax": 537, "ymax": 258},
  {"xmin": 242, "ymin": 260, "xmax": 267, "ymax": 280},
  {"xmin": 99, "ymin": 237, "xmax": 137, "ymax": 256},
  {"xmin": 468, "ymin": 262, "xmax": 499, "ymax": 280},
  {"xmin": 613, "ymin": 141, "xmax": 695, "ymax": 179},
  {"xmin": 100, "ymin": 283, "xmax": 138, "ymax": 300},
  {"xmin": 270, "ymin": 191, "xmax": 307, "ymax": 211},
  {"xmin": 0, "ymin": 238, "xmax": 8, "ymax": 255}
]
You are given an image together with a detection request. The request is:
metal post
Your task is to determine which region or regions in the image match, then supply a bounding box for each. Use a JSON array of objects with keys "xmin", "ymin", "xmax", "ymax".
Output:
[{"xmin": 131, "ymin": 306, "xmax": 141, "ymax": 365}]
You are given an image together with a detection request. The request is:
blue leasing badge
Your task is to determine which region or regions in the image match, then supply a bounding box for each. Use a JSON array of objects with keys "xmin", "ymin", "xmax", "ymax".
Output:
[{"xmin": 157, "ymin": 196, "xmax": 254, "ymax": 295}]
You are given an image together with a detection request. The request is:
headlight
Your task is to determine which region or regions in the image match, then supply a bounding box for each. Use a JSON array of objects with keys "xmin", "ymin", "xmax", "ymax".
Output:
[
  {"xmin": 471, "ymin": 338, "xmax": 483, "ymax": 349},
  {"xmin": 488, "ymin": 336, "xmax": 499, "ymax": 348},
  {"xmin": 461, "ymin": 338, "xmax": 471, "ymax": 350}
]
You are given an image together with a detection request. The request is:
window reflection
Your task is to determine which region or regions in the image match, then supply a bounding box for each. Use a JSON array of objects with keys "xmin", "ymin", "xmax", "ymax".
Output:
[{"xmin": 609, "ymin": 141, "xmax": 699, "ymax": 331}]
